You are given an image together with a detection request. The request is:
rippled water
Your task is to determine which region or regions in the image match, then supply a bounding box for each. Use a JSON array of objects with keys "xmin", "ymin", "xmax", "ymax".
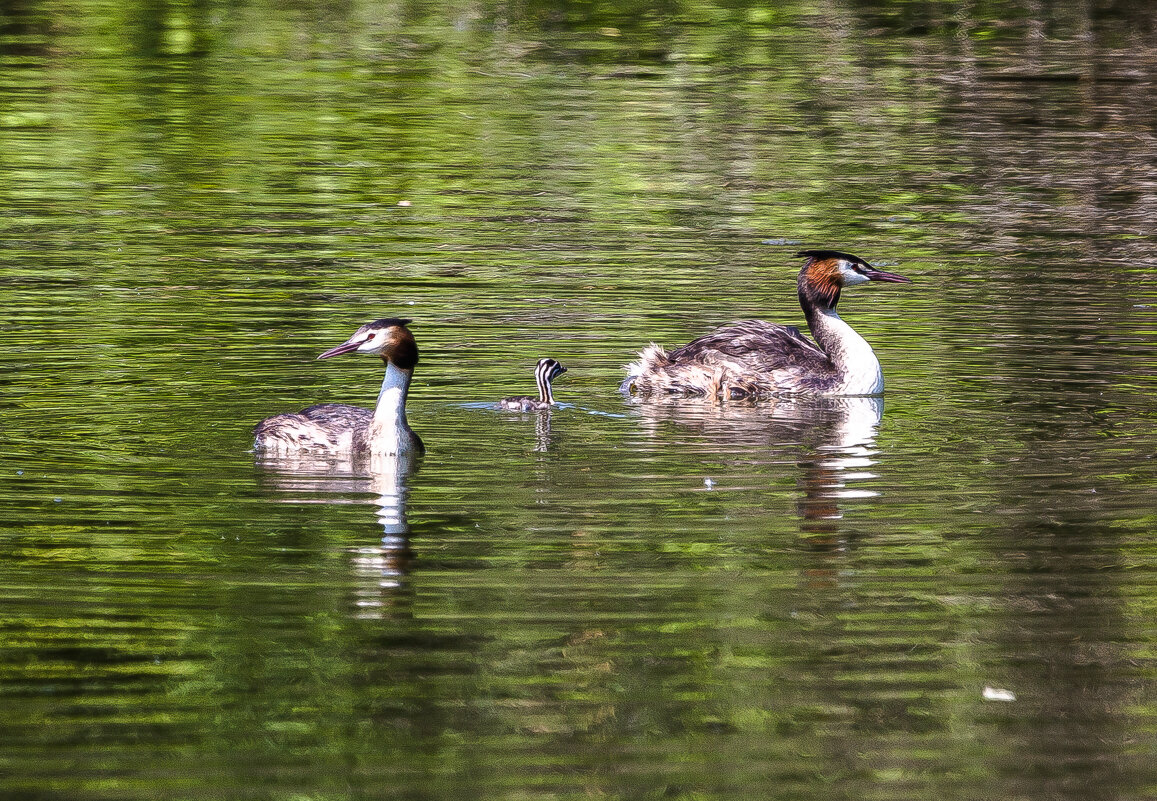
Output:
[{"xmin": 3, "ymin": 3, "xmax": 1157, "ymax": 799}]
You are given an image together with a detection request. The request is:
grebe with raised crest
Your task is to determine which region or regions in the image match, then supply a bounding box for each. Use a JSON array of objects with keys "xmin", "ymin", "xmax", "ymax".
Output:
[
  {"xmin": 254, "ymin": 318, "xmax": 424, "ymax": 457},
  {"xmin": 622, "ymin": 250, "xmax": 911, "ymax": 399},
  {"xmin": 497, "ymin": 358, "xmax": 567, "ymax": 411}
]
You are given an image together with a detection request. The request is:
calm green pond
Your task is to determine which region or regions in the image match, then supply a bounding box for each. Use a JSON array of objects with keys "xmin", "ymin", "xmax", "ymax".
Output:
[{"xmin": 3, "ymin": 2, "xmax": 1157, "ymax": 799}]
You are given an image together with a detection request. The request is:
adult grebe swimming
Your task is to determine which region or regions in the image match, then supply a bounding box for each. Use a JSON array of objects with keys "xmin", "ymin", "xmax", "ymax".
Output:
[
  {"xmin": 497, "ymin": 358, "xmax": 567, "ymax": 411},
  {"xmin": 622, "ymin": 250, "xmax": 911, "ymax": 398},
  {"xmin": 254, "ymin": 318, "xmax": 424, "ymax": 457}
]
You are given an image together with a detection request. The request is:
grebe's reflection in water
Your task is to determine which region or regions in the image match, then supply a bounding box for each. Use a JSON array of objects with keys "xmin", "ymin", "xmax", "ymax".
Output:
[
  {"xmin": 791, "ymin": 396, "xmax": 882, "ymax": 546},
  {"xmin": 255, "ymin": 451, "xmax": 419, "ymax": 617},
  {"xmin": 627, "ymin": 395, "xmax": 884, "ymax": 550},
  {"xmin": 534, "ymin": 408, "xmax": 556, "ymax": 453},
  {"xmin": 467, "ymin": 402, "xmax": 562, "ymax": 453}
]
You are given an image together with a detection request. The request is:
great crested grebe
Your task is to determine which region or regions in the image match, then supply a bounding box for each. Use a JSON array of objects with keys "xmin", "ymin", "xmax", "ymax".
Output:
[
  {"xmin": 497, "ymin": 358, "xmax": 567, "ymax": 411},
  {"xmin": 622, "ymin": 250, "xmax": 911, "ymax": 398},
  {"xmin": 254, "ymin": 318, "xmax": 424, "ymax": 457}
]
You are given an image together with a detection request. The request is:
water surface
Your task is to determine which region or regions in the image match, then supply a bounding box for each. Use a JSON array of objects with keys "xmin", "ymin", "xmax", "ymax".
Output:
[{"xmin": 3, "ymin": 2, "xmax": 1157, "ymax": 799}]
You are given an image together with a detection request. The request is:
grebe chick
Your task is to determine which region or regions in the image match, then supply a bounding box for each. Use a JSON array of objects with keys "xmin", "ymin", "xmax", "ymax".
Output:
[
  {"xmin": 622, "ymin": 250, "xmax": 911, "ymax": 399},
  {"xmin": 497, "ymin": 358, "xmax": 567, "ymax": 411},
  {"xmin": 254, "ymin": 318, "xmax": 424, "ymax": 457}
]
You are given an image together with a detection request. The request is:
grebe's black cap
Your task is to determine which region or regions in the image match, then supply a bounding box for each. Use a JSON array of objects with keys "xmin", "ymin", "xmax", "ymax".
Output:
[{"xmin": 794, "ymin": 249, "xmax": 870, "ymax": 266}]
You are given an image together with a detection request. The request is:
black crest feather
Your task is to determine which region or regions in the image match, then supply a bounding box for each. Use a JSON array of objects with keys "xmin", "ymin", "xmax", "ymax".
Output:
[{"xmin": 794, "ymin": 249, "xmax": 870, "ymax": 267}]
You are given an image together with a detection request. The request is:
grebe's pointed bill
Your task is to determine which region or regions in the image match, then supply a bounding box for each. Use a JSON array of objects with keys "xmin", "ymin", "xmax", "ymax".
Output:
[
  {"xmin": 863, "ymin": 266, "xmax": 912, "ymax": 284},
  {"xmin": 317, "ymin": 338, "xmax": 363, "ymax": 360}
]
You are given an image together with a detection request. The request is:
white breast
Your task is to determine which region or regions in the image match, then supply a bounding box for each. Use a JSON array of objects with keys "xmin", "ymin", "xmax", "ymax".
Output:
[{"xmin": 817, "ymin": 309, "xmax": 884, "ymax": 395}]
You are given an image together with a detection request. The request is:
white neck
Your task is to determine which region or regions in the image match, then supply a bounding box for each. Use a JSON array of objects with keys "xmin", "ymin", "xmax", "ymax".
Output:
[
  {"xmin": 811, "ymin": 309, "xmax": 884, "ymax": 395},
  {"xmin": 369, "ymin": 361, "xmax": 417, "ymax": 455}
]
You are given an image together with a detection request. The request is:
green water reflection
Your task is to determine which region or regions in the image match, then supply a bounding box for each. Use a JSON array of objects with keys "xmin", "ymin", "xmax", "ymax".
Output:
[{"xmin": 3, "ymin": 1, "xmax": 1157, "ymax": 800}]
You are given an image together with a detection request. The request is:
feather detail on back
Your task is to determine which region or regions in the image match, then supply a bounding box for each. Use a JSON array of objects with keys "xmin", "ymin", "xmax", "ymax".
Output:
[
  {"xmin": 253, "ymin": 403, "xmax": 372, "ymax": 454},
  {"xmin": 623, "ymin": 320, "xmax": 838, "ymax": 398}
]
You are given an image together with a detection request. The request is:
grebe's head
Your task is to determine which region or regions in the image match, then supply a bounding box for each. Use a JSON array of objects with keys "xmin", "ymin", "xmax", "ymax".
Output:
[
  {"xmin": 535, "ymin": 357, "xmax": 567, "ymax": 384},
  {"xmin": 795, "ymin": 250, "xmax": 910, "ymax": 309},
  {"xmin": 317, "ymin": 318, "xmax": 418, "ymax": 369}
]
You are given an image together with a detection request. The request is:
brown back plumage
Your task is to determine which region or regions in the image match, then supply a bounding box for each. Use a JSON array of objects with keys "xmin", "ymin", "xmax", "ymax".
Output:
[{"xmin": 632, "ymin": 320, "xmax": 836, "ymax": 398}]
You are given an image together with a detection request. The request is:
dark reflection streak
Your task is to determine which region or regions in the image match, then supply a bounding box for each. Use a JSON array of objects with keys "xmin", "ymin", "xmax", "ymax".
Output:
[
  {"xmin": 0, "ymin": 0, "xmax": 51, "ymax": 58},
  {"xmin": 940, "ymin": 0, "xmax": 1157, "ymax": 264},
  {"xmin": 796, "ymin": 458, "xmax": 845, "ymax": 541},
  {"xmin": 254, "ymin": 452, "xmax": 418, "ymax": 618}
]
